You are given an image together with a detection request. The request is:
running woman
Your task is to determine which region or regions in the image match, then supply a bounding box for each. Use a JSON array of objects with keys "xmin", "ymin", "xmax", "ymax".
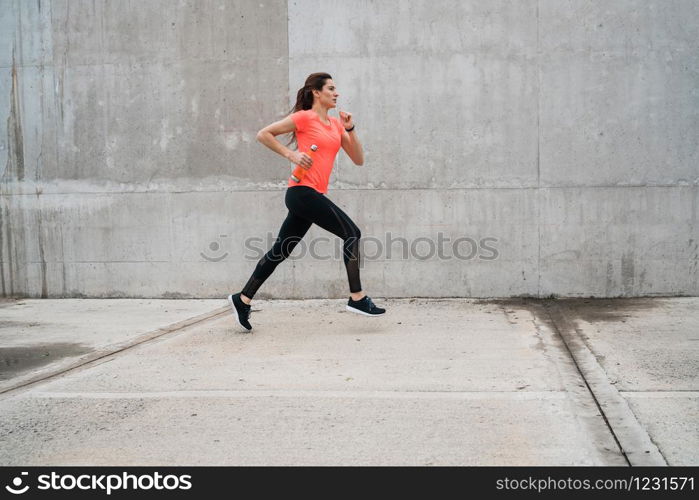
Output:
[{"xmin": 228, "ymin": 72, "xmax": 386, "ymax": 331}]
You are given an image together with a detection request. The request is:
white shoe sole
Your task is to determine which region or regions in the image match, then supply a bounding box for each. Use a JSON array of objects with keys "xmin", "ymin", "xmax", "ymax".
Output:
[
  {"xmin": 228, "ymin": 294, "xmax": 252, "ymax": 331},
  {"xmin": 346, "ymin": 305, "xmax": 385, "ymax": 317}
]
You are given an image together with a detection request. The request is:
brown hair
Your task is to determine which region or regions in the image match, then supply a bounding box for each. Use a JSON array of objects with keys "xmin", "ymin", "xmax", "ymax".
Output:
[{"xmin": 287, "ymin": 72, "xmax": 332, "ymax": 146}]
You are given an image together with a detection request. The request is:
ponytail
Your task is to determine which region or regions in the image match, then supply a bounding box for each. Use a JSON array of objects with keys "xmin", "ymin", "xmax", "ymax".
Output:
[{"xmin": 293, "ymin": 85, "xmax": 315, "ymax": 113}]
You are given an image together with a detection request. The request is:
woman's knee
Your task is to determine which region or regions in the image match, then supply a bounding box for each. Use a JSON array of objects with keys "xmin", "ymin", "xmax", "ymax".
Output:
[
  {"xmin": 267, "ymin": 236, "xmax": 301, "ymax": 262},
  {"xmin": 343, "ymin": 227, "xmax": 361, "ymax": 256},
  {"xmin": 347, "ymin": 225, "xmax": 361, "ymax": 242}
]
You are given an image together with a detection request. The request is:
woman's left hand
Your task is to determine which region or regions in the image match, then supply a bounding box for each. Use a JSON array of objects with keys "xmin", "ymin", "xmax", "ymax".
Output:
[{"xmin": 339, "ymin": 110, "xmax": 354, "ymax": 131}]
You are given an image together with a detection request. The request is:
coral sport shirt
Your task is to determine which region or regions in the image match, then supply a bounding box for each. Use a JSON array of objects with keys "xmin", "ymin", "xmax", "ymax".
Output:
[{"xmin": 287, "ymin": 109, "xmax": 344, "ymax": 194}]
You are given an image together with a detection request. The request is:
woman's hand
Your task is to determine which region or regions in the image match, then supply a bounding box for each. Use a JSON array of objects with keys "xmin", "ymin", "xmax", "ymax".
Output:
[
  {"xmin": 340, "ymin": 110, "xmax": 364, "ymax": 165},
  {"xmin": 339, "ymin": 110, "xmax": 354, "ymax": 130},
  {"xmin": 286, "ymin": 150, "xmax": 313, "ymax": 169}
]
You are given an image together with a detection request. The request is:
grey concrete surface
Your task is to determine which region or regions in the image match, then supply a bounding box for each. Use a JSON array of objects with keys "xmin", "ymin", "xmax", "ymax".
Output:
[
  {"xmin": 0, "ymin": 298, "xmax": 223, "ymax": 392},
  {"xmin": 0, "ymin": 297, "xmax": 696, "ymax": 465},
  {"xmin": 551, "ymin": 297, "xmax": 699, "ymax": 466},
  {"xmin": 2, "ymin": 0, "xmax": 697, "ymax": 298}
]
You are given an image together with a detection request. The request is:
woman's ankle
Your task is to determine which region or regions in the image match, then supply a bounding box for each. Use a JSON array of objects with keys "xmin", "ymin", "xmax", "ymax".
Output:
[
  {"xmin": 350, "ymin": 291, "xmax": 366, "ymax": 301},
  {"xmin": 240, "ymin": 293, "xmax": 252, "ymax": 305}
]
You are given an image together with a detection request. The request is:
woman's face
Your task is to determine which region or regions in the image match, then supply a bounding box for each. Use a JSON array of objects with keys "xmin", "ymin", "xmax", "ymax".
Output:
[{"xmin": 314, "ymin": 79, "xmax": 339, "ymax": 109}]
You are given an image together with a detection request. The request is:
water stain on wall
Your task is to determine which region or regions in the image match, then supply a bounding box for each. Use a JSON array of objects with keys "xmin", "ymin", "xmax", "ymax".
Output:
[
  {"xmin": 5, "ymin": 45, "xmax": 25, "ymax": 182},
  {"xmin": 621, "ymin": 251, "xmax": 635, "ymax": 295}
]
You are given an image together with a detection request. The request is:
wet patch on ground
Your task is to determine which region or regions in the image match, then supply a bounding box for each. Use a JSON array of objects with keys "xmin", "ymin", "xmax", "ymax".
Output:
[
  {"xmin": 476, "ymin": 297, "xmax": 663, "ymax": 325},
  {"xmin": 551, "ymin": 297, "xmax": 664, "ymax": 324},
  {"xmin": 0, "ymin": 299, "xmax": 25, "ymax": 308},
  {"xmin": 0, "ymin": 343, "xmax": 91, "ymax": 380}
]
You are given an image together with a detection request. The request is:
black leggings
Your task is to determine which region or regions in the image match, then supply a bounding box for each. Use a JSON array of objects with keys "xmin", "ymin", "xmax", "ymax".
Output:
[{"xmin": 241, "ymin": 186, "xmax": 362, "ymax": 299}]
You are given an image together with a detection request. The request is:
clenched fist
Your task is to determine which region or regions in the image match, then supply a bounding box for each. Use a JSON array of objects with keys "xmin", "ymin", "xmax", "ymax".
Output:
[{"xmin": 339, "ymin": 110, "xmax": 354, "ymax": 131}]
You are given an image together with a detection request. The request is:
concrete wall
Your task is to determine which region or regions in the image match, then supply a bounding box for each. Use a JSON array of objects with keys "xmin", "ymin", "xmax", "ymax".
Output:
[{"xmin": 1, "ymin": 0, "xmax": 697, "ymax": 298}]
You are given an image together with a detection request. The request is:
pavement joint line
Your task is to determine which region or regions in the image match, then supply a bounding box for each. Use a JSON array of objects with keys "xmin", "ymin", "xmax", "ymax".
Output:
[
  {"xmin": 542, "ymin": 301, "xmax": 667, "ymax": 466},
  {"xmin": 523, "ymin": 302, "xmax": 628, "ymax": 465},
  {"xmin": 24, "ymin": 390, "xmax": 570, "ymax": 400},
  {"xmin": 0, "ymin": 306, "xmax": 230, "ymax": 399}
]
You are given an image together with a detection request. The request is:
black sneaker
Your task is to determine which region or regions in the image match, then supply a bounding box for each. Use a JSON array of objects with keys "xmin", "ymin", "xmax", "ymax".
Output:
[
  {"xmin": 228, "ymin": 292, "xmax": 252, "ymax": 331},
  {"xmin": 346, "ymin": 296, "xmax": 386, "ymax": 316}
]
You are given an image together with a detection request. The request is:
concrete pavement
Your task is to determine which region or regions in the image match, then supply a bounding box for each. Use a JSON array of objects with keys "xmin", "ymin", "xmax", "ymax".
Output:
[{"xmin": 0, "ymin": 297, "xmax": 696, "ymax": 466}]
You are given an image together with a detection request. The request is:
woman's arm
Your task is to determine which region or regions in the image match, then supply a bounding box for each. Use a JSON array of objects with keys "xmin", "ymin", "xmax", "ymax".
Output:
[
  {"xmin": 256, "ymin": 116, "xmax": 312, "ymax": 168},
  {"xmin": 341, "ymin": 129, "xmax": 364, "ymax": 166},
  {"xmin": 339, "ymin": 111, "xmax": 364, "ymax": 166}
]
